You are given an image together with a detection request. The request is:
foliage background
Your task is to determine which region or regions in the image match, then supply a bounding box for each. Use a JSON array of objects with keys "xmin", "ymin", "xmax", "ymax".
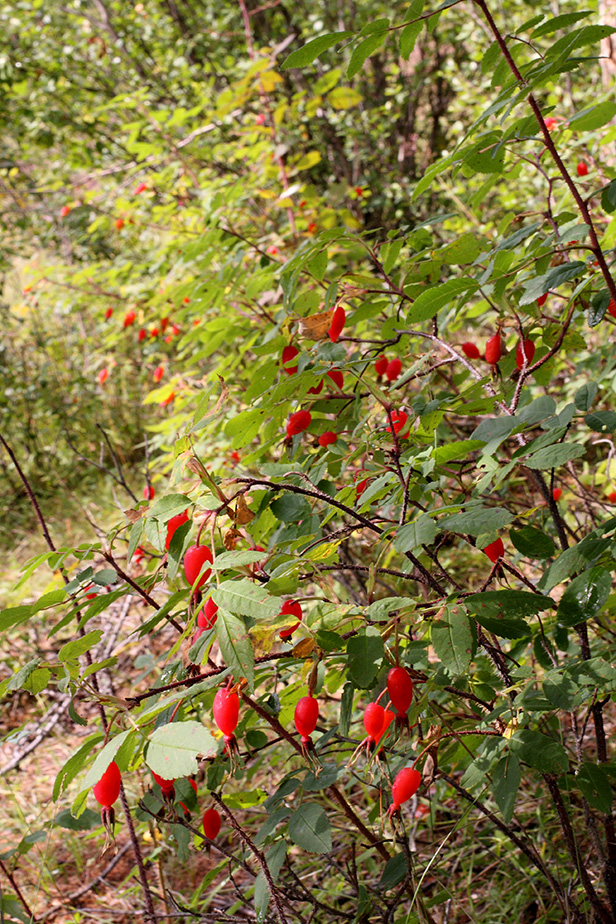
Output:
[{"xmin": 2, "ymin": 0, "xmax": 616, "ymax": 922}]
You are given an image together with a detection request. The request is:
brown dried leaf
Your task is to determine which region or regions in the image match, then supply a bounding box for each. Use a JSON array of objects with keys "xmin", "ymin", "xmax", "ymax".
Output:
[
  {"xmin": 235, "ymin": 495, "xmax": 254, "ymax": 525},
  {"xmin": 124, "ymin": 508, "xmax": 143, "ymax": 524},
  {"xmin": 186, "ymin": 457, "xmax": 207, "ymax": 478},
  {"xmin": 223, "ymin": 527, "xmax": 242, "ymax": 550},
  {"xmin": 297, "ymin": 309, "xmax": 331, "ymax": 341},
  {"xmin": 292, "ymin": 638, "xmax": 316, "ymax": 658}
]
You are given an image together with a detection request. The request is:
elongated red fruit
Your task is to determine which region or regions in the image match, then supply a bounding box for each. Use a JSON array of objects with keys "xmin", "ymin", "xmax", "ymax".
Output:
[
  {"xmin": 484, "ymin": 335, "xmax": 502, "ymax": 365},
  {"xmin": 537, "ymin": 293, "xmax": 548, "ymax": 307},
  {"xmin": 389, "ymin": 767, "xmax": 421, "ymax": 813},
  {"xmin": 483, "ymin": 537, "xmax": 504, "ymax": 563},
  {"xmin": 282, "ymin": 344, "xmax": 299, "ymax": 375},
  {"xmin": 165, "ymin": 510, "xmax": 189, "ymax": 550},
  {"xmin": 363, "ymin": 703, "xmax": 385, "ymax": 742},
  {"xmin": 552, "ymin": 488, "xmax": 562, "ymax": 502},
  {"xmin": 386, "ymin": 358, "xmax": 402, "ymax": 381},
  {"xmin": 152, "ymin": 770, "xmax": 175, "ymax": 796},
  {"xmin": 376, "ymin": 709, "xmax": 395, "ymax": 747},
  {"xmin": 577, "ymin": 161, "xmax": 588, "ymax": 177},
  {"xmin": 93, "ymin": 761, "xmax": 121, "ymax": 808},
  {"xmin": 318, "ymin": 431, "xmax": 338, "ymax": 448},
  {"xmin": 516, "ymin": 339, "xmax": 535, "ymax": 369},
  {"xmin": 327, "ymin": 369, "xmax": 344, "ymax": 389},
  {"xmin": 213, "ymin": 687, "xmax": 239, "ymax": 740},
  {"xmin": 608, "ymin": 299, "xmax": 616, "ymax": 320},
  {"xmin": 461, "ymin": 342, "xmax": 480, "ymax": 359},
  {"xmin": 279, "ymin": 600, "xmax": 303, "ymax": 639},
  {"xmin": 184, "ymin": 545, "xmax": 213, "ymax": 588},
  {"xmin": 387, "ymin": 409, "xmax": 409, "ymax": 439},
  {"xmin": 375, "ymin": 354, "xmax": 388, "ymax": 377},
  {"xmin": 197, "ymin": 598, "xmax": 219, "ymax": 630},
  {"xmin": 286, "ymin": 409, "xmax": 311, "ymax": 437},
  {"xmin": 294, "ymin": 695, "xmax": 318, "ymax": 744},
  {"xmin": 202, "ymin": 807, "xmax": 222, "ymax": 839},
  {"xmin": 329, "ymin": 305, "xmax": 346, "ymax": 342},
  {"xmin": 387, "ymin": 667, "xmax": 413, "ymax": 716}
]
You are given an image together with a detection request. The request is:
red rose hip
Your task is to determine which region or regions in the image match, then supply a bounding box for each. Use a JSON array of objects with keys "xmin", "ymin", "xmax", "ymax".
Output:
[{"xmin": 184, "ymin": 545, "xmax": 213, "ymax": 589}]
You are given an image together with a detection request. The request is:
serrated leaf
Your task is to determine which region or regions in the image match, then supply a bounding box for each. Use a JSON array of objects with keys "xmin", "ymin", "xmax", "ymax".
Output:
[
  {"xmin": 81, "ymin": 730, "xmax": 133, "ymax": 792},
  {"xmin": 407, "ymin": 279, "xmax": 478, "ymax": 323},
  {"xmin": 346, "ymin": 627, "xmax": 384, "ymax": 688},
  {"xmin": 146, "ymin": 721, "xmax": 217, "ymax": 779},
  {"xmin": 347, "ymin": 31, "xmax": 387, "ymax": 79},
  {"xmin": 394, "ymin": 515, "xmax": 437, "ymax": 553},
  {"xmin": 438, "ymin": 233, "xmax": 481, "ymax": 265},
  {"xmin": 509, "ymin": 527, "xmax": 556, "ymax": 559},
  {"xmin": 509, "ymin": 730, "xmax": 568, "ymax": 773},
  {"xmin": 212, "ymin": 580, "xmax": 280, "ymax": 620},
  {"xmin": 574, "ymin": 382, "xmax": 598, "ymax": 411},
  {"xmin": 400, "ymin": 20, "xmax": 423, "ymax": 59},
  {"xmin": 431, "ymin": 605, "xmax": 475, "ymax": 676},
  {"xmin": 557, "ymin": 566, "xmax": 611, "ymax": 627},
  {"xmin": 439, "ymin": 506, "xmax": 514, "ymax": 536},
  {"xmin": 577, "ymin": 763, "xmax": 613, "ymax": 813},
  {"xmin": 525, "ymin": 442, "xmax": 585, "ymax": 470},
  {"xmin": 569, "ymin": 101, "xmax": 616, "ymax": 132},
  {"xmin": 216, "ymin": 609, "xmax": 254, "ymax": 690},
  {"xmin": 282, "ymin": 32, "xmax": 353, "ymax": 69},
  {"xmin": 465, "ymin": 589, "xmax": 555, "ymax": 618},
  {"xmin": 288, "ymin": 803, "xmax": 332, "ymax": 853},
  {"xmin": 58, "ymin": 631, "xmax": 103, "ymax": 663},
  {"xmin": 585, "ymin": 410, "xmax": 616, "ymax": 433},
  {"xmin": 491, "ymin": 755, "xmax": 521, "ymax": 824},
  {"xmin": 520, "ymin": 262, "xmax": 586, "ymax": 305},
  {"xmin": 380, "ymin": 853, "xmax": 408, "ymax": 888}
]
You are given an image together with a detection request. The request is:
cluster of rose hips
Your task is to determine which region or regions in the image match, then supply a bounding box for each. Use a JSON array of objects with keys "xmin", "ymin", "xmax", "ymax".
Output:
[{"xmin": 461, "ymin": 334, "xmax": 536, "ymax": 370}]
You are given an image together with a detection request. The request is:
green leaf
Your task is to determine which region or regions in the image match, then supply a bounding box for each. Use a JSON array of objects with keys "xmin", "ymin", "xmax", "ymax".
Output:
[
  {"xmin": 54, "ymin": 808, "xmax": 100, "ymax": 831},
  {"xmin": 491, "ymin": 755, "xmax": 521, "ymax": 824},
  {"xmin": 58, "ymin": 631, "xmax": 103, "ymax": 663},
  {"xmin": 346, "ymin": 627, "xmax": 385, "ymax": 688},
  {"xmin": 509, "ymin": 730, "xmax": 568, "ymax": 773},
  {"xmin": 543, "ymin": 670, "xmax": 582, "ymax": 709},
  {"xmin": 213, "ymin": 550, "xmax": 266, "ymax": 570},
  {"xmin": 438, "ymin": 233, "xmax": 481, "ymax": 264},
  {"xmin": 463, "ymin": 133, "xmax": 505, "ymax": 174},
  {"xmin": 287, "ymin": 803, "xmax": 332, "ymax": 853},
  {"xmin": 431, "ymin": 605, "xmax": 475, "ymax": 676},
  {"xmin": 569, "ymin": 101, "xmax": 616, "ymax": 132},
  {"xmin": 407, "ymin": 279, "xmax": 478, "ymax": 323},
  {"xmin": 225, "ymin": 407, "xmax": 270, "ymax": 446},
  {"xmin": 347, "ymin": 32, "xmax": 388, "ymax": 79},
  {"xmin": 509, "ymin": 527, "xmax": 556, "ymax": 559},
  {"xmin": 216, "ymin": 609, "xmax": 255, "ymax": 690},
  {"xmin": 439, "ymin": 506, "xmax": 514, "ymax": 536},
  {"xmin": 394, "ymin": 515, "xmax": 437, "ymax": 553},
  {"xmin": 54, "ymin": 736, "xmax": 103, "ymax": 801},
  {"xmin": 212, "ymin": 580, "xmax": 280, "ymax": 621},
  {"xmin": 520, "ymin": 262, "xmax": 586, "ymax": 305},
  {"xmin": 525, "ymin": 442, "xmax": 586, "ymax": 470},
  {"xmin": 577, "ymin": 763, "xmax": 613, "ymax": 813},
  {"xmin": 465, "ymin": 590, "xmax": 555, "ymax": 619},
  {"xmin": 589, "ymin": 291, "xmax": 611, "ymax": 325},
  {"xmin": 433, "ymin": 440, "xmax": 485, "ymax": 464},
  {"xmin": 380, "ymin": 853, "xmax": 408, "ymax": 889},
  {"xmin": 282, "ymin": 32, "xmax": 353, "ymax": 69},
  {"xmin": 585, "ymin": 410, "xmax": 616, "ymax": 433},
  {"xmin": 339, "ymin": 682, "xmax": 354, "ymax": 737},
  {"xmin": 400, "ymin": 20, "xmax": 423, "ymax": 59},
  {"xmin": 148, "ymin": 493, "xmax": 192, "ymax": 520},
  {"xmin": 81, "ymin": 730, "xmax": 133, "ymax": 792},
  {"xmin": 574, "ymin": 382, "xmax": 598, "ymax": 411},
  {"xmin": 531, "ymin": 10, "xmax": 592, "ymax": 38},
  {"xmin": 146, "ymin": 721, "xmax": 217, "ymax": 779},
  {"xmin": 557, "ymin": 566, "xmax": 611, "ymax": 627}
]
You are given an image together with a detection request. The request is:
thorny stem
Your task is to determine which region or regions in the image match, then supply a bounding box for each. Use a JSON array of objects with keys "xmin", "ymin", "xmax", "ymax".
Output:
[
  {"xmin": 211, "ymin": 792, "xmax": 290, "ymax": 924},
  {"xmin": 473, "ymin": 0, "xmax": 616, "ymax": 304},
  {"xmin": 242, "ymin": 692, "xmax": 390, "ymax": 861}
]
